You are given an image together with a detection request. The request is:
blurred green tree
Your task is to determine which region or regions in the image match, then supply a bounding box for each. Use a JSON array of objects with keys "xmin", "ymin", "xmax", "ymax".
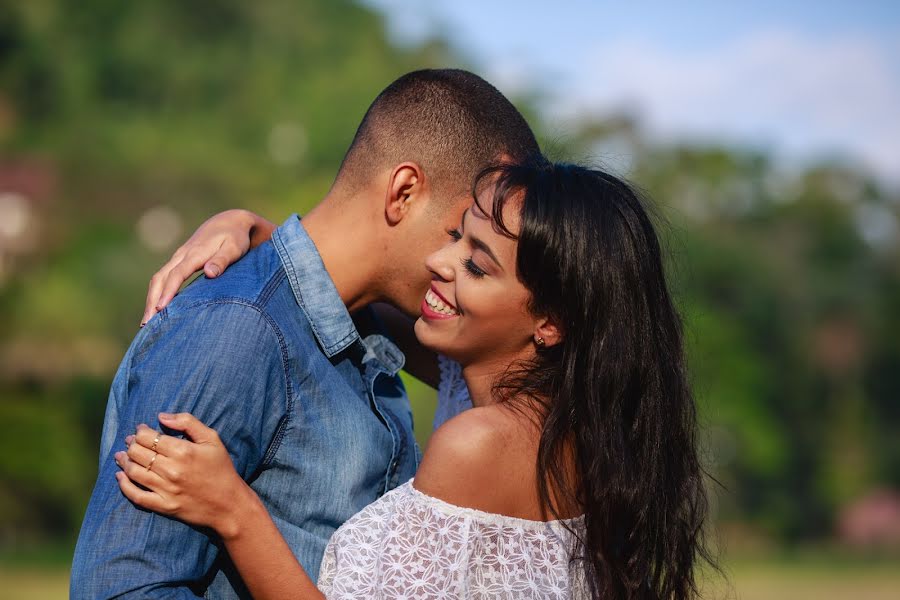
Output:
[{"xmin": 0, "ymin": 0, "xmax": 898, "ymax": 552}]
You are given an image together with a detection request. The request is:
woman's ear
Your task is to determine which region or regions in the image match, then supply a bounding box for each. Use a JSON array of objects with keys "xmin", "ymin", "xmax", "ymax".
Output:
[
  {"xmin": 534, "ymin": 317, "xmax": 563, "ymax": 348},
  {"xmin": 384, "ymin": 162, "xmax": 425, "ymax": 225}
]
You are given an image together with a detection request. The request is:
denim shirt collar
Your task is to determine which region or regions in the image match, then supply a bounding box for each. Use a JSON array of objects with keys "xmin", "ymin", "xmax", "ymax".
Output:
[{"xmin": 272, "ymin": 214, "xmax": 360, "ymax": 357}]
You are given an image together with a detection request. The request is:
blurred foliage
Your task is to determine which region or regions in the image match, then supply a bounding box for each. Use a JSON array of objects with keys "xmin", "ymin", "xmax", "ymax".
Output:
[{"xmin": 1, "ymin": 0, "xmax": 898, "ymax": 554}]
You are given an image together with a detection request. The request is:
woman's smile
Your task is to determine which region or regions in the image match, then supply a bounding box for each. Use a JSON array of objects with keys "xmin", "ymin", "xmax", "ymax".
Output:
[{"xmin": 422, "ymin": 286, "xmax": 459, "ymax": 319}]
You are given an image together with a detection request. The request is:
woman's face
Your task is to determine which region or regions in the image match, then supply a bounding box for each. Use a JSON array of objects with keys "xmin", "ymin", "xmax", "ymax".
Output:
[{"xmin": 414, "ymin": 189, "xmax": 540, "ymax": 369}]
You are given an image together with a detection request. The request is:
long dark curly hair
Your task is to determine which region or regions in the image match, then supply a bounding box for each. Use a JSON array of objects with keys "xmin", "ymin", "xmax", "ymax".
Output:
[{"xmin": 475, "ymin": 160, "xmax": 717, "ymax": 599}]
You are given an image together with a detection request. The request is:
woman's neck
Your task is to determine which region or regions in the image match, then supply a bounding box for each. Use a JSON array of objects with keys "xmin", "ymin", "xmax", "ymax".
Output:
[
  {"xmin": 459, "ymin": 366, "xmax": 495, "ymax": 408},
  {"xmin": 459, "ymin": 348, "xmax": 536, "ymax": 408}
]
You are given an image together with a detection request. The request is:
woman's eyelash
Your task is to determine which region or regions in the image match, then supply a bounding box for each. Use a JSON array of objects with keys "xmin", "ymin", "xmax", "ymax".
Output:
[
  {"xmin": 461, "ymin": 257, "xmax": 486, "ymax": 279},
  {"xmin": 447, "ymin": 228, "xmax": 484, "ymax": 278}
]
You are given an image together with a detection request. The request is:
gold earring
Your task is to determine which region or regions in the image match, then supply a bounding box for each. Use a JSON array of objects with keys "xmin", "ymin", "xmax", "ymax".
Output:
[{"xmin": 535, "ymin": 336, "xmax": 545, "ymax": 346}]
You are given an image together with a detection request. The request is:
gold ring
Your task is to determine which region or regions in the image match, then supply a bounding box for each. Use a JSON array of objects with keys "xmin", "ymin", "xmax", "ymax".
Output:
[
  {"xmin": 151, "ymin": 432, "xmax": 161, "ymax": 453},
  {"xmin": 147, "ymin": 452, "xmax": 158, "ymax": 472}
]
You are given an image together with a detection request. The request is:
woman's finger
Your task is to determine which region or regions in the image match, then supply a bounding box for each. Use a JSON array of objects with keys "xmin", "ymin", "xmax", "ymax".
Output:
[
  {"xmin": 115, "ymin": 451, "xmax": 169, "ymax": 492},
  {"xmin": 203, "ymin": 240, "xmax": 242, "ymax": 279},
  {"xmin": 142, "ymin": 273, "xmax": 166, "ymax": 327},
  {"xmin": 156, "ymin": 245, "xmax": 215, "ymax": 310},
  {"xmin": 116, "ymin": 471, "xmax": 170, "ymax": 513},
  {"xmin": 158, "ymin": 412, "xmax": 219, "ymax": 444},
  {"xmin": 156, "ymin": 262, "xmax": 196, "ymax": 310},
  {"xmin": 125, "ymin": 438, "xmax": 158, "ymax": 468},
  {"xmin": 133, "ymin": 423, "xmax": 192, "ymax": 459},
  {"xmin": 142, "ymin": 249, "xmax": 183, "ymax": 326},
  {"xmin": 204, "ymin": 256, "xmax": 227, "ymax": 278}
]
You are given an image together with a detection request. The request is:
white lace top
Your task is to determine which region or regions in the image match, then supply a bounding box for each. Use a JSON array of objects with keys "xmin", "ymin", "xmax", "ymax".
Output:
[
  {"xmin": 317, "ymin": 480, "xmax": 588, "ymax": 598},
  {"xmin": 316, "ymin": 355, "xmax": 589, "ymax": 598},
  {"xmin": 433, "ymin": 355, "xmax": 473, "ymax": 430}
]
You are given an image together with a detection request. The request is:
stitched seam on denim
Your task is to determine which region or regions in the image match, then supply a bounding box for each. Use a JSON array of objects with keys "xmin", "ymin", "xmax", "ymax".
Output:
[
  {"xmin": 257, "ymin": 267, "xmax": 287, "ymax": 306},
  {"xmin": 128, "ymin": 305, "xmax": 170, "ymax": 370},
  {"xmin": 368, "ymin": 371, "xmax": 400, "ymax": 495},
  {"xmin": 156, "ymin": 298, "xmax": 293, "ymax": 469},
  {"xmin": 273, "ymin": 226, "xmax": 357, "ymax": 357},
  {"xmin": 273, "ymin": 228, "xmax": 321, "ymax": 351},
  {"xmin": 385, "ymin": 398, "xmax": 408, "ymax": 489},
  {"xmin": 253, "ymin": 302, "xmax": 294, "ymax": 468},
  {"xmin": 242, "ymin": 266, "xmax": 295, "ymax": 465}
]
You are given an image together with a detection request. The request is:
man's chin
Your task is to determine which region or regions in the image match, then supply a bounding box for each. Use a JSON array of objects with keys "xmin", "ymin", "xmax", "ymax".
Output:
[{"xmin": 397, "ymin": 296, "xmax": 425, "ymax": 320}]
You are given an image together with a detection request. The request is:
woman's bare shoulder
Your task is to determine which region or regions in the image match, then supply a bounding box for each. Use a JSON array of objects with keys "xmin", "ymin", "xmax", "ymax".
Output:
[{"xmin": 413, "ymin": 405, "xmax": 539, "ymax": 517}]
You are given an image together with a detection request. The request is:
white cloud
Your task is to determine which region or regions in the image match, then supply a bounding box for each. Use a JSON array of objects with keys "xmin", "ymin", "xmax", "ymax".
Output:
[{"xmin": 548, "ymin": 30, "xmax": 900, "ymax": 184}]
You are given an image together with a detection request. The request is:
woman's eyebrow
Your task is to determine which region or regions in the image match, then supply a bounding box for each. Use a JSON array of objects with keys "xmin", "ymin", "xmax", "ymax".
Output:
[
  {"xmin": 461, "ymin": 207, "xmax": 503, "ymax": 269},
  {"xmin": 469, "ymin": 234, "xmax": 502, "ymax": 270}
]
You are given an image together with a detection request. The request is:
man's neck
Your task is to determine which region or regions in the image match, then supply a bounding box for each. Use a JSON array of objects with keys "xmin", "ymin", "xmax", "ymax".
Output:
[{"xmin": 301, "ymin": 196, "xmax": 384, "ymax": 314}]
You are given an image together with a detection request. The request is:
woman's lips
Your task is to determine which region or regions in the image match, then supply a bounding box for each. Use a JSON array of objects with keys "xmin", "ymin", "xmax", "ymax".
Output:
[
  {"xmin": 421, "ymin": 297, "xmax": 457, "ymax": 320},
  {"xmin": 429, "ymin": 285, "xmax": 456, "ymax": 310},
  {"xmin": 422, "ymin": 286, "xmax": 459, "ymax": 319}
]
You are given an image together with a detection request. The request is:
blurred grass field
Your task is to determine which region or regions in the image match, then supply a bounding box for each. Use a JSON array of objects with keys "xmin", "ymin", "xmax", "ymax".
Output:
[
  {"xmin": 707, "ymin": 560, "xmax": 900, "ymax": 600},
  {"xmin": 3, "ymin": 558, "xmax": 898, "ymax": 600}
]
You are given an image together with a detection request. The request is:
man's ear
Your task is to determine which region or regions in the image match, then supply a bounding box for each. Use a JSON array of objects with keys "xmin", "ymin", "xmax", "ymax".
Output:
[
  {"xmin": 384, "ymin": 162, "xmax": 426, "ymax": 226},
  {"xmin": 534, "ymin": 316, "xmax": 563, "ymax": 348}
]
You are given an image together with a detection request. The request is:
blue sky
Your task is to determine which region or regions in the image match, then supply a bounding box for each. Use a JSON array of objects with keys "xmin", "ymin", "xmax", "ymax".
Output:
[{"xmin": 363, "ymin": 1, "xmax": 900, "ymax": 183}]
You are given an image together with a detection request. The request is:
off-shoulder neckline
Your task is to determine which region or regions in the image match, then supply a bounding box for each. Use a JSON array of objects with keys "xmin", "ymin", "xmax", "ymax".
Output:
[{"xmin": 403, "ymin": 478, "xmax": 585, "ymax": 532}]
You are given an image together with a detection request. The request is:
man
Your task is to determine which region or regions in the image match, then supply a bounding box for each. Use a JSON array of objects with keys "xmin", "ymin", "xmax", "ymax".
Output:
[{"xmin": 71, "ymin": 69, "xmax": 539, "ymax": 598}]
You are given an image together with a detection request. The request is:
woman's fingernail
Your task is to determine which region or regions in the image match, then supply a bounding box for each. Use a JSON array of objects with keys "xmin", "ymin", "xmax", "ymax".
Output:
[
  {"xmin": 208, "ymin": 264, "xmax": 221, "ymax": 277},
  {"xmin": 159, "ymin": 412, "xmax": 174, "ymax": 420},
  {"xmin": 125, "ymin": 435, "xmax": 135, "ymax": 445}
]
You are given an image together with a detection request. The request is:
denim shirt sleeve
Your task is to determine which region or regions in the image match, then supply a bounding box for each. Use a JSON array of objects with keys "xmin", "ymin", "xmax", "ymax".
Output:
[{"xmin": 71, "ymin": 301, "xmax": 289, "ymax": 599}]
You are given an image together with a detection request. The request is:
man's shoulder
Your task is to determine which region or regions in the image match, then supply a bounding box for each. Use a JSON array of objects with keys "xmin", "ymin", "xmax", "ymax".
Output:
[
  {"xmin": 132, "ymin": 246, "xmax": 293, "ymax": 352},
  {"xmin": 169, "ymin": 240, "xmax": 286, "ymax": 310},
  {"xmin": 133, "ymin": 241, "xmax": 328, "ymax": 369}
]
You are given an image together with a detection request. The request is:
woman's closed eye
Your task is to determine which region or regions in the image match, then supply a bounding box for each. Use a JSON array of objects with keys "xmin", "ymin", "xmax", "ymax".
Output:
[
  {"xmin": 448, "ymin": 227, "xmax": 487, "ymax": 277},
  {"xmin": 461, "ymin": 257, "xmax": 486, "ymax": 279}
]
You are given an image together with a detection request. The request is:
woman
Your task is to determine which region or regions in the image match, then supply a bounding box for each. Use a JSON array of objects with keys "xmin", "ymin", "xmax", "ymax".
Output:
[{"xmin": 117, "ymin": 161, "xmax": 715, "ymax": 599}]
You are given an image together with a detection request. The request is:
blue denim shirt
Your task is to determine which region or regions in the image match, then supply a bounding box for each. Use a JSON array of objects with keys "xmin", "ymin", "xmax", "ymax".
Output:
[{"xmin": 71, "ymin": 215, "xmax": 419, "ymax": 599}]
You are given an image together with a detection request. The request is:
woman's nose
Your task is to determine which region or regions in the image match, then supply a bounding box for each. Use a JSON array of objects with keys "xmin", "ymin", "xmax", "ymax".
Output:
[{"xmin": 425, "ymin": 246, "xmax": 456, "ymax": 282}]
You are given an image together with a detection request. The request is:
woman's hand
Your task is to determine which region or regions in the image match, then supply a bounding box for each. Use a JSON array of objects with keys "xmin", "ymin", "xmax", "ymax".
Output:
[
  {"xmin": 117, "ymin": 413, "xmax": 325, "ymax": 599},
  {"xmin": 141, "ymin": 209, "xmax": 277, "ymax": 327},
  {"xmin": 115, "ymin": 412, "xmax": 254, "ymax": 539}
]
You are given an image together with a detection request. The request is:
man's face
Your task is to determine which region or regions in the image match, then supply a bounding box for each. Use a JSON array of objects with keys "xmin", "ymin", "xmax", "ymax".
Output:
[{"xmin": 387, "ymin": 192, "xmax": 471, "ymax": 318}]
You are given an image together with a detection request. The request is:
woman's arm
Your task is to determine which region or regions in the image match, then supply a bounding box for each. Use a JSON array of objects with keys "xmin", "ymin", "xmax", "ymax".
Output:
[
  {"xmin": 115, "ymin": 413, "xmax": 323, "ymax": 600},
  {"xmin": 141, "ymin": 209, "xmax": 278, "ymax": 326},
  {"xmin": 144, "ymin": 210, "xmax": 440, "ymax": 388}
]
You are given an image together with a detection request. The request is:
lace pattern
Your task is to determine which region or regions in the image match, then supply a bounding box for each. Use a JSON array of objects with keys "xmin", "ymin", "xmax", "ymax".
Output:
[
  {"xmin": 317, "ymin": 480, "xmax": 588, "ymax": 598},
  {"xmin": 433, "ymin": 355, "xmax": 473, "ymax": 430}
]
